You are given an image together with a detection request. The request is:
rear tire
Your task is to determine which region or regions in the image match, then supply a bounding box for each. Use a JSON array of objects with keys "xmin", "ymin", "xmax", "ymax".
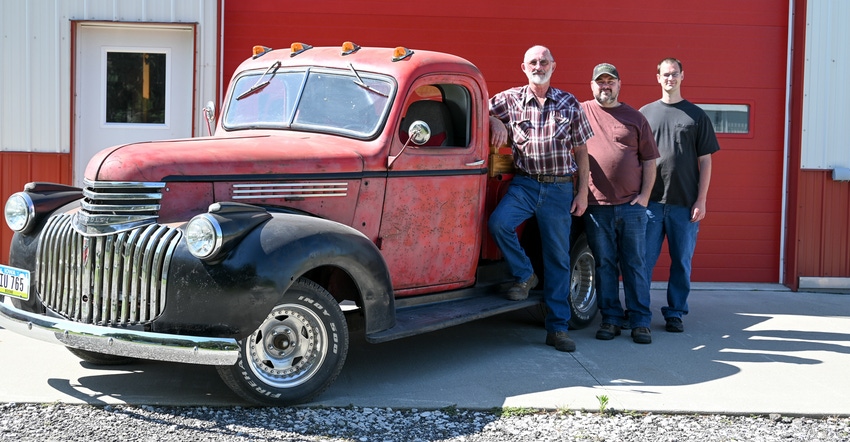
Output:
[
  {"xmin": 216, "ymin": 278, "xmax": 349, "ymax": 406},
  {"xmin": 567, "ymin": 234, "xmax": 597, "ymax": 329},
  {"xmin": 522, "ymin": 232, "xmax": 598, "ymax": 329}
]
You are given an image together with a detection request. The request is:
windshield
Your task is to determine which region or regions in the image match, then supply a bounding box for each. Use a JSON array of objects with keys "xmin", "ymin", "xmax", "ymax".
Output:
[{"xmin": 223, "ymin": 67, "xmax": 394, "ymax": 138}]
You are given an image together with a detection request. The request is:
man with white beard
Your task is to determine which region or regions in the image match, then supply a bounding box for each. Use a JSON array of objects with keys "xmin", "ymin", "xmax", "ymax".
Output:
[
  {"xmin": 487, "ymin": 45, "xmax": 593, "ymax": 352},
  {"xmin": 580, "ymin": 63, "xmax": 659, "ymax": 344}
]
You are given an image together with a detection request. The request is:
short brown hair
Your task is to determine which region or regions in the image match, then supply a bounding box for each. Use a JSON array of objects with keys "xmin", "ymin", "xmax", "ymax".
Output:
[{"xmin": 657, "ymin": 58, "xmax": 683, "ymax": 74}]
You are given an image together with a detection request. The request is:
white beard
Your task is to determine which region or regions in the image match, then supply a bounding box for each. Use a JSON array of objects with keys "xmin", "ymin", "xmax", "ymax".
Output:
[{"xmin": 529, "ymin": 70, "xmax": 553, "ymax": 85}]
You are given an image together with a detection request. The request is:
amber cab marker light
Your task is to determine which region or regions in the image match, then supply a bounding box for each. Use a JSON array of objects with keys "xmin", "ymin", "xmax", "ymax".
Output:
[
  {"xmin": 341, "ymin": 41, "xmax": 361, "ymax": 56},
  {"xmin": 252, "ymin": 45, "xmax": 272, "ymax": 59},
  {"xmin": 290, "ymin": 42, "xmax": 313, "ymax": 57},
  {"xmin": 392, "ymin": 46, "xmax": 414, "ymax": 62}
]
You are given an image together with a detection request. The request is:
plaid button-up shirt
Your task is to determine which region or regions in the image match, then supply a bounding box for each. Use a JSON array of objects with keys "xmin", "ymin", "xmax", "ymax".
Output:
[{"xmin": 490, "ymin": 86, "xmax": 593, "ymax": 176}]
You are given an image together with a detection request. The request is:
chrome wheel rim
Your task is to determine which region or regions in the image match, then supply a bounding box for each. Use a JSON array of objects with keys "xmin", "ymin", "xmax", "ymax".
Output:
[
  {"xmin": 570, "ymin": 248, "xmax": 596, "ymax": 319},
  {"xmin": 246, "ymin": 303, "xmax": 328, "ymax": 388}
]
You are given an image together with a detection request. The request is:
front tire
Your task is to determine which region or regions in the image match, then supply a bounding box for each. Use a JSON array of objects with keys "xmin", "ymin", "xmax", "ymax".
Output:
[{"xmin": 216, "ymin": 278, "xmax": 349, "ymax": 405}]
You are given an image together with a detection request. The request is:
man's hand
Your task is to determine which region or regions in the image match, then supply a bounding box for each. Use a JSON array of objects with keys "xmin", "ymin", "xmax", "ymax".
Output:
[
  {"xmin": 489, "ymin": 116, "xmax": 508, "ymax": 148},
  {"xmin": 630, "ymin": 194, "xmax": 650, "ymax": 207},
  {"xmin": 571, "ymin": 192, "xmax": 588, "ymax": 217},
  {"xmin": 691, "ymin": 199, "xmax": 707, "ymax": 222}
]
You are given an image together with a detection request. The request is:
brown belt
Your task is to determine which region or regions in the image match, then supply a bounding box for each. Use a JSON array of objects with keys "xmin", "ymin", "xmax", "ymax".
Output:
[{"xmin": 515, "ymin": 169, "xmax": 573, "ymax": 183}]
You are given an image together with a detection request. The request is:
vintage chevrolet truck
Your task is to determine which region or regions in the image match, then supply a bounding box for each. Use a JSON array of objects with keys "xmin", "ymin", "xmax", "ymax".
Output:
[{"xmin": 0, "ymin": 42, "xmax": 596, "ymax": 405}]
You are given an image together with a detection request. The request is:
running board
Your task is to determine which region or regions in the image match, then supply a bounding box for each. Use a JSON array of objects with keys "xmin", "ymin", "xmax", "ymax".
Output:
[{"xmin": 365, "ymin": 289, "xmax": 543, "ymax": 343}]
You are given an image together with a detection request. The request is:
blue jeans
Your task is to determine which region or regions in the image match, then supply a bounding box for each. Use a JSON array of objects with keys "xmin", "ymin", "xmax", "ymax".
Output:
[
  {"xmin": 584, "ymin": 204, "xmax": 651, "ymax": 329},
  {"xmin": 488, "ymin": 175, "xmax": 574, "ymax": 333},
  {"xmin": 645, "ymin": 201, "xmax": 700, "ymax": 319}
]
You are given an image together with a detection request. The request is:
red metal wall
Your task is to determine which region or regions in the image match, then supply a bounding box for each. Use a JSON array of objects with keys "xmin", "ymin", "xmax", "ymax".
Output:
[
  {"xmin": 0, "ymin": 153, "xmax": 72, "ymax": 264},
  {"xmin": 783, "ymin": 0, "xmax": 849, "ymax": 289},
  {"xmin": 222, "ymin": 0, "xmax": 790, "ymax": 283},
  {"xmin": 793, "ymin": 172, "xmax": 850, "ymax": 279}
]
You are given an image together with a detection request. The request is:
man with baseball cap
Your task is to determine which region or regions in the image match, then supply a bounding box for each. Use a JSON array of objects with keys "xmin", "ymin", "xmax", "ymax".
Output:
[{"xmin": 580, "ymin": 63, "xmax": 659, "ymax": 344}]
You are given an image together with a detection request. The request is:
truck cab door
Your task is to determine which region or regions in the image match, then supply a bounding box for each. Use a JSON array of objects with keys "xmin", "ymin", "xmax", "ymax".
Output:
[{"xmin": 377, "ymin": 78, "xmax": 488, "ymax": 295}]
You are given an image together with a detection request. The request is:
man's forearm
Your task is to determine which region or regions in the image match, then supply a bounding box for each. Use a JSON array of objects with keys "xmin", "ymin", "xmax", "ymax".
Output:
[{"xmin": 573, "ymin": 143, "xmax": 589, "ymax": 196}]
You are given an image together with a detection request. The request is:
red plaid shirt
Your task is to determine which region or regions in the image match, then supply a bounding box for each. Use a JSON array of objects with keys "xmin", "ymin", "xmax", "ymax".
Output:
[{"xmin": 490, "ymin": 86, "xmax": 593, "ymax": 176}]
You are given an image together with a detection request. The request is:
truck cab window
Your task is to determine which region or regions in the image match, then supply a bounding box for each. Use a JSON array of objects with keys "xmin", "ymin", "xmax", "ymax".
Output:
[{"xmin": 399, "ymin": 84, "xmax": 471, "ymax": 148}]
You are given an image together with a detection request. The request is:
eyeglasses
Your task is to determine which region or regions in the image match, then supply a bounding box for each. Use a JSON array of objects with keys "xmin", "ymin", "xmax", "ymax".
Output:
[
  {"xmin": 595, "ymin": 79, "xmax": 618, "ymax": 86},
  {"xmin": 661, "ymin": 72, "xmax": 681, "ymax": 78}
]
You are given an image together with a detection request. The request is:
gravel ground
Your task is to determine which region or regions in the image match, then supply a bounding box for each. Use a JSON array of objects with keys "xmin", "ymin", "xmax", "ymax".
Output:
[{"xmin": 1, "ymin": 403, "xmax": 848, "ymax": 442}]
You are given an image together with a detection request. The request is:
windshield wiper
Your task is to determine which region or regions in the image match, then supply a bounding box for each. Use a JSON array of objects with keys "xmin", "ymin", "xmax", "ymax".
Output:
[
  {"xmin": 236, "ymin": 61, "xmax": 282, "ymax": 100},
  {"xmin": 349, "ymin": 63, "xmax": 388, "ymax": 97}
]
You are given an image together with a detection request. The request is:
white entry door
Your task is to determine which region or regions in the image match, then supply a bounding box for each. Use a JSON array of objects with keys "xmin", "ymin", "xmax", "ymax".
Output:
[{"xmin": 75, "ymin": 23, "xmax": 195, "ymax": 186}]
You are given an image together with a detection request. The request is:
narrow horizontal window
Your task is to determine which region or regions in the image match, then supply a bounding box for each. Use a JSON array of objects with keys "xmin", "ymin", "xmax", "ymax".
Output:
[{"xmin": 696, "ymin": 104, "xmax": 749, "ymax": 134}]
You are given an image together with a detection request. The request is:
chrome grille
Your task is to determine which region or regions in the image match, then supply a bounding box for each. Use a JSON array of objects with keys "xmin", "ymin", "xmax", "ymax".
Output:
[
  {"xmin": 73, "ymin": 179, "xmax": 166, "ymax": 235},
  {"xmin": 37, "ymin": 213, "xmax": 181, "ymax": 325}
]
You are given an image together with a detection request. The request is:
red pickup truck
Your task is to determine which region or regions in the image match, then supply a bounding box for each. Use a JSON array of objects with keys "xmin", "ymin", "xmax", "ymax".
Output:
[{"xmin": 1, "ymin": 43, "xmax": 596, "ymax": 405}]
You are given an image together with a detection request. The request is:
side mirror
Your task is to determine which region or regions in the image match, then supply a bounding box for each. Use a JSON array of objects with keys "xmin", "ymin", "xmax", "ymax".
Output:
[
  {"xmin": 203, "ymin": 101, "xmax": 216, "ymax": 136},
  {"xmin": 407, "ymin": 120, "xmax": 431, "ymax": 145},
  {"xmin": 388, "ymin": 121, "xmax": 431, "ymax": 169}
]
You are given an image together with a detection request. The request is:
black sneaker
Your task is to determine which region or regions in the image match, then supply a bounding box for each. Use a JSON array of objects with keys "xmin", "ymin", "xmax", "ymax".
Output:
[
  {"xmin": 631, "ymin": 327, "xmax": 652, "ymax": 344},
  {"xmin": 665, "ymin": 317, "xmax": 684, "ymax": 333},
  {"xmin": 545, "ymin": 331, "xmax": 576, "ymax": 352},
  {"xmin": 506, "ymin": 273, "xmax": 538, "ymax": 301},
  {"xmin": 595, "ymin": 323, "xmax": 622, "ymax": 340}
]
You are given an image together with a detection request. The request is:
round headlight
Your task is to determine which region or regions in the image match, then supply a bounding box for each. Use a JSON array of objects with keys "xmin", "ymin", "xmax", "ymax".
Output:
[
  {"xmin": 185, "ymin": 214, "xmax": 222, "ymax": 259},
  {"xmin": 4, "ymin": 192, "xmax": 34, "ymax": 232}
]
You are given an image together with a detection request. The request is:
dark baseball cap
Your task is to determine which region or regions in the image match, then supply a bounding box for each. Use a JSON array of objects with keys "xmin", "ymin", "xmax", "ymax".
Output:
[{"xmin": 592, "ymin": 63, "xmax": 620, "ymax": 80}]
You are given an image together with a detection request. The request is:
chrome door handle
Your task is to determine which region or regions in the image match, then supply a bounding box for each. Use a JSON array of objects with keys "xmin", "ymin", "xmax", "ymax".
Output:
[{"xmin": 465, "ymin": 159, "xmax": 485, "ymax": 167}]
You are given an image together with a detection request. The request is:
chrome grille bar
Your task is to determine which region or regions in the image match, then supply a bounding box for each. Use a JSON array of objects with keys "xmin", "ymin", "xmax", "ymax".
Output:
[
  {"xmin": 36, "ymin": 213, "xmax": 181, "ymax": 326},
  {"xmin": 73, "ymin": 179, "xmax": 166, "ymax": 235}
]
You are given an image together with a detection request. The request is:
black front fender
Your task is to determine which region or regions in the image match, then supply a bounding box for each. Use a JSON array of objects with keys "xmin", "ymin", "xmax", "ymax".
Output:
[{"xmin": 158, "ymin": 213, "xmax": 394, "ymax": 339}]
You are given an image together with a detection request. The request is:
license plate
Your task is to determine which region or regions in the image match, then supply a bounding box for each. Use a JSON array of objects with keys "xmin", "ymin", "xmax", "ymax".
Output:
[{"xmin": 0, "ymin": 264, "xmax": 30, "ymax": 300}]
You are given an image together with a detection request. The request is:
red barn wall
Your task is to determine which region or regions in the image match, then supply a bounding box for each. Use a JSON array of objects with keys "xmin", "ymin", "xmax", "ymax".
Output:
[
  {"xmin": 793, "ymin": 172, "xmax": 850, "ymax": 279},
  {"xmin": 221, "ymin": 0, "xmax": 790, "ymax": 283},
  {"xmin": 1, "ymin": 153, "xmax": 72, "ymax": 264},
  {"xmin": 784, "ymin": 0, "xmax": 850, "ymax": 289}
]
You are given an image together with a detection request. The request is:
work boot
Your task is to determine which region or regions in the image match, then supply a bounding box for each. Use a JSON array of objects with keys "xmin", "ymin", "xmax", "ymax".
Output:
[
  {"xmin": 505, "ymin": 273, "xmax": 538, "ymax": 301},
  {"xmin": 631, "ymin": 327, "xmax": 652, "ymax": 344},
  {"xmin": 595, "ymin": 323, "xmax": 622, "ymax": 340},
  {"xmin": 545, "ymin": 331, "xmax": 576, "ymax": 352},
  {"xmin": 665, "ymin": 317, "xmax": 684, "ymax": 333}
]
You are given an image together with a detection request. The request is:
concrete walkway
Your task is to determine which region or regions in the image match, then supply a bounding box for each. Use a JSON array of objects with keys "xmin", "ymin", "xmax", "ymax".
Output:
[{"xmin": 1, "ymin": 284, "xmax": 848, "ymax": 416}]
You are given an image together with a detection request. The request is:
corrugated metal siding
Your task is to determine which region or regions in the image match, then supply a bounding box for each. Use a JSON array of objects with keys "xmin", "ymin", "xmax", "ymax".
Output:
[
  {"xmin": 0, "ymin": 1, "xmax": 66, "ymax": 154},
  {"xmin": 0, "ymin": 0, "xmax": 218, "ymax": 155},
  {"xmin": 222, "ymin": 0, "xmax": 789, "ymax": 283},
  {"xmin": 785, "ymin": 0, "xmax": 850, "ymax": 289},
  {"xmin": 795, "ymin": 171, "xmax": 850, "ymax": 277},
  {"xmin": 801, "ymin": 0, "xmax": 850, "ymax": 170}
]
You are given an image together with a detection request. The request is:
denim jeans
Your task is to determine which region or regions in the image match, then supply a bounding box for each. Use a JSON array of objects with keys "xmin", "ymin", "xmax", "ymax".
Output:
[
  {"xmin": 645, "ymin": 201, "xmax": 700, "ymax": 319},
  {"xmin": 584, "ymin": 203, "xmax": 651, "ymax": 329},
  {"xmin": 488, "ymin": 175, "xmax": 574, "ymax": 333}
]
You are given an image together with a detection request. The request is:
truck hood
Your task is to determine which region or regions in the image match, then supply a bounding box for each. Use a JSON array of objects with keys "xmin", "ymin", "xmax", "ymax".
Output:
[{"xmin": 86, "ymin": 133, "xmax": 369, "ymax": 182}]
